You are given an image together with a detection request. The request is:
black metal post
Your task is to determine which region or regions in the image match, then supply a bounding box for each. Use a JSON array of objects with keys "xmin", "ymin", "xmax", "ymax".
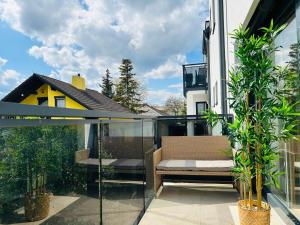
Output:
[{"xmin": 98, "ymin": 123, "xmax": 103, "ymax": 225}]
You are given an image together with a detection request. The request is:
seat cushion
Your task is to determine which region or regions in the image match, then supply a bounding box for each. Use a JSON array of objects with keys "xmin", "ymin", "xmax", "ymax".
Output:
[
  {"xmin": 103, "ymin": 158, "xmax": 143, "ymax": 169},
  {"xmin": 77, "ymin": 158, "xmax": 143, "ymax": 169},
  {"xmin": 156, "ymin": 160, "xmax": 234, "ymax": 172}
]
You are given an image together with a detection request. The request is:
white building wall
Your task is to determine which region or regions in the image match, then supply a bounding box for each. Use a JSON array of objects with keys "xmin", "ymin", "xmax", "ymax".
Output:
[
  {"xmin": 223, "ymin": 0, "xmax": 257, "ymax": 114},
  {"xmin": 208, "ymin": 0, "xmax": 222, "ymax": 114},
  {"xmin": 186, "ymin": 90, "xmax": 208, "ymax": 115},
  {"xmin": 207, "ymin": 0, "xmax": 256, "ymax": 134},
  {"xmin": 208, "ymin": 0, "xmax": 258, "ymax": 115}
]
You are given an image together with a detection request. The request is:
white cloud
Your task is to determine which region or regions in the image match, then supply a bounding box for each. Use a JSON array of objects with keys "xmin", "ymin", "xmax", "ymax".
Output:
[
  {"xmin": 0, "ymin": 69, "xmax": 21, "ymax": 86},
  {"xmin": 147, "ymin": 89, "xmax": 182, "ymax": 105},
  {"xmin": 168, "ymin": 83, "xmax": 183, "ymax": 89},
  {"xmin": 0, "ymin": 0, "xmax": 208, "ymax": 103},
  {"xmin": 0, "ymin": 68, "xmax": 24, "ymax": 99},
  {"xmin": 0, "ymin": 57, "xmax": 7, "ymax": 67},
  {"xmin": 144, "ymin": 54, "xmax": 186, "ymax": 79},
  {"xmin": 0, "ymin": 56, "xmax": 23, "ymax": 98}
]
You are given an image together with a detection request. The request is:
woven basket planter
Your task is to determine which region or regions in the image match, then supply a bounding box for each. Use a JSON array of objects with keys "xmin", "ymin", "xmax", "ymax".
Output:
[
  {"xmin": 24, "ymin": 192, "xmax": 50, "ymax": 222},
  {"xmin": 238, "ymin": 200, "xmax": 270, "ymax": 225}
]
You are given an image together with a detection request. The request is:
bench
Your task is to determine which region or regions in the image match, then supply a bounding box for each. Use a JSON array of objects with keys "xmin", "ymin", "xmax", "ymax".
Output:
[
  {"xmin": 75, "ymin": 149, "xmax": 144, "ymax": 171},
  {"xmin": 153, "ymin": 136, "xmax": 234, "ymax": 194}
]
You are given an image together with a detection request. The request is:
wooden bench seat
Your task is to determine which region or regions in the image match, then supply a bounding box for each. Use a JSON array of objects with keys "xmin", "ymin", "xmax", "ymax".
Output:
[{"xmin": 153, "ymin": 136, "xmax": 234, "ymax": 194}]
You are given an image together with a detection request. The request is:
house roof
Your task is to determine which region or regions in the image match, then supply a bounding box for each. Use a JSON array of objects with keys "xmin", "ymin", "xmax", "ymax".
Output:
[
  {"xmin": 141, "ymin": 104, "xmax": 170, "ymax": 116},
  {"xmin": 1, "ymin": 73, "xmax": 130, "ymax": 113}
]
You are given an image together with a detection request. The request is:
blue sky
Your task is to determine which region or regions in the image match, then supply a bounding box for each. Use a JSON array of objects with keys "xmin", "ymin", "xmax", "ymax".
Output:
[{"xmin": 0, "ymin": 0, "xmax": 207, "ymax": 105}]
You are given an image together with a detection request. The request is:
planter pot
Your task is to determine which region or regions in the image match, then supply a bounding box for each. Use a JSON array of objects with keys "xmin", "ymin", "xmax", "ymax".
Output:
[
  {"xmin": 238, "ymin": 200, "xmax": 270, "ymax": 225},
  {"xmin": 24, "ymin": 192, "xmax": 50, "ymax": 222}
]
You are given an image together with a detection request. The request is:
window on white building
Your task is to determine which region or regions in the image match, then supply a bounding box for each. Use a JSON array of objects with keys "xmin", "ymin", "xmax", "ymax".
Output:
[{"xmin": 196, "ymin": 102, "xmax": 207, "ymax": 115}]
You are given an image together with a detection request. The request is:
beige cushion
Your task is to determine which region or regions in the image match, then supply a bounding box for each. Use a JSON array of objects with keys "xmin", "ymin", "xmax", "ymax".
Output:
[
  {"xmin": 156, "ymin": 160, "xmax": 234, "ymax": 172},
  {"xmin": 77, "ymin": 158, "xmax": 143, "ymax": 169}
]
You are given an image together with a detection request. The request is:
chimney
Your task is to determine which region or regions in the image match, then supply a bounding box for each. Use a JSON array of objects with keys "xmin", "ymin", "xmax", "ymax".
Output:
[{"xmin": 72, "ymin": 73, "xmax": 86, "ymax": 90}]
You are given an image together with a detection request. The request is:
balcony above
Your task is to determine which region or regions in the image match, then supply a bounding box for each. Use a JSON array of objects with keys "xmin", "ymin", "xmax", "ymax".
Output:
[{"xmin": 183, "ymin": 63, "xmax": 208, "ymax": 97}]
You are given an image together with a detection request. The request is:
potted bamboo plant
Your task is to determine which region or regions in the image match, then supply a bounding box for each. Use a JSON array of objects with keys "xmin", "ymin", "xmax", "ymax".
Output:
[
  {"xmin": 5, "ymin": 127, "xmax": 61, "ymax": 222},
  {"xmin": 205, "ymin": 21, "xmax": 299, "ymax": 225},
  {"xmin": 20, "ymin": 127, "xmax": 54, "ymax": 221}
]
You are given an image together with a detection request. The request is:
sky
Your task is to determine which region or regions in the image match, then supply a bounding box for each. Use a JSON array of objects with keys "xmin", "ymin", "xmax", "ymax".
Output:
[{"xmin": 0, "ymin": 0, "xmax": 208, "ymax": 105}]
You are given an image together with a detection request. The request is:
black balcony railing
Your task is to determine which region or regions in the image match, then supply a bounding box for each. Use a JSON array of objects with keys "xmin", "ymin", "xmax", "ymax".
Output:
[{"xmin": 183, "ymin": 63, "xmax": 208, "ymax": 96}]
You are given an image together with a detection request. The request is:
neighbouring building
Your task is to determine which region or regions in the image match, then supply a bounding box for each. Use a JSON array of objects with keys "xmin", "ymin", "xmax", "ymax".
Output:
[
  {"xmin": 182, "ymin": 63, "xmax": 209, "ymax": 116},
  {"xmin": 1, "ymin": 73, "xmax": 131, "ymax": 155},
  {"xmin": 140, "ymin": 104, "xmax": 170, "ymax": 117},
  {"xmin": 1, "ymin": 73, "xmax": 129, "ymax": 113},
  {"xmin": 205, "ymin": 0, "xmax": 300, "ymax": 222},
  {"xmin": 182, "ymin": 63, "xmax": 209, "ymax": 136}
]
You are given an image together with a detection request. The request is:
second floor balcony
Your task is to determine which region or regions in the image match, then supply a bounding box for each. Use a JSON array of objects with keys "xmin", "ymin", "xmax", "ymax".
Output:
[{"xmin": 183, "ymin": 63, "xmax": 208, "ymax": 96}]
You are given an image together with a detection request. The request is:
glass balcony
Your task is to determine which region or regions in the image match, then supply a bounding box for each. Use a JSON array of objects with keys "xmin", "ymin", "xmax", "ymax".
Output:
[
  {"xmin": 183, "ymin": 63, "xmax": 208, "ymax": 96},
  {"xmin": 0, "ymin": 102, "xmax": 155, "ymax": 225}
]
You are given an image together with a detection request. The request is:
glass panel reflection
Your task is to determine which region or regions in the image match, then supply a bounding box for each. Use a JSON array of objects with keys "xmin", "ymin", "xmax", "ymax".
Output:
[
  {"xmin": 0, "ymin": 125, "xmax": 99, "ymax": 225},
  {"xmin": 271, "ymin": 15, "xmax": 300, "ymax": 220},
  {"xmin": 101, "ymin": 121, "xmax": 145, "ymax": 225}
]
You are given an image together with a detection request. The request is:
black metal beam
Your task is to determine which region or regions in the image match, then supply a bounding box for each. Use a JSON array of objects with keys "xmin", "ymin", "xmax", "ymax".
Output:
[
  {"xmin": 156, "ymin": 114, "xmax": 233, "ymax": 120},
  {"xmin": 0, "ymin": 118, "xmax": 148, "ymax": 128},
  {"xmin": 0, "ymin": 119, "xmax": 98, "ymax": 127},
  {"xmin": 218, "ymin": 0, "xmax": 227, "ymax": 115},
  {"xmin": 182, "ymin": 63, "xmax": 207, "ymax": 67},
  {"xmin": 0, "ymin": 101, "xmax": 151, "ymax": 119},
  {"xmin": 247, "ymin": 0, "xmax": 295, "ymax": 35}
]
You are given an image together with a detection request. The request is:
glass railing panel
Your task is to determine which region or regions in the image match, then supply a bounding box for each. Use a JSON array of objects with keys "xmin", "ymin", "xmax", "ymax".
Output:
[
  {"xmin": 100, "ymin": 120, "xmax": 145, "ymax": 225},
  {"xmin": 0, "ymin": 124, "xmax": 100, "ymax": 225},
  {"xmin": 290, "ymin": 149, "xmax": 300, "ymax": 218},
  {"xmin": 183, "ymin": 64, "xmax": 208, "ymax": 96},
  {"xmin": 143, "ymin": 120, "xmax": 155, "ymax": 208},
  {"xmin": 156, "ymin": 116, "xmax": 232, "ymax": 147}
]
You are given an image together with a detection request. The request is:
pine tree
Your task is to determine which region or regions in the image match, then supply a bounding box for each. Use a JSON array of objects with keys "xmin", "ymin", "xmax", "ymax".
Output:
[
  {"xmin": 99, "ymin": 69, "xmax": 114, "ymax": 98},
  {"xmin": 113, "ymin": 59, "xmax": 145, "ymax": 113}
]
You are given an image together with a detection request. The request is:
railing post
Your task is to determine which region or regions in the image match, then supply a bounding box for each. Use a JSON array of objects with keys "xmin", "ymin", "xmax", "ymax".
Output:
[{"xmin": 98, "ymin": 122, "xmax": 103, "ymax": 225}]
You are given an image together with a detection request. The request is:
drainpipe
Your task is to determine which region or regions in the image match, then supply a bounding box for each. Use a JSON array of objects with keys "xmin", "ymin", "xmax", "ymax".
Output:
[{"xmin": 218, "ymin": 0, "xmax": 228, "ymax": 115}]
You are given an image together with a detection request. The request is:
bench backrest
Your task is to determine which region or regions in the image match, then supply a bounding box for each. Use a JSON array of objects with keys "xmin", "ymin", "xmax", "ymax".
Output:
[
  {"xmin": 103, "ymin": 136, "xmax": 154, "ymax": 159},
  {"xmin": 161, "ymin": 136, "xmax": 231, "ymax": 160}
]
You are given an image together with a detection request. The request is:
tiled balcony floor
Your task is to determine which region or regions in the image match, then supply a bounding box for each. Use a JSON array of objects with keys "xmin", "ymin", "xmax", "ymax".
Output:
[{"xmin": 139, "ymin": 183, "xmax": 286, "ymax": 225}]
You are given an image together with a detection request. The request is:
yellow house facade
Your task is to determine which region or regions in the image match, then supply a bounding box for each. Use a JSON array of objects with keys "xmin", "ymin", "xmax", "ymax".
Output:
[
  {"xmin": 21, "ymin": 83, "xmax": 86, "ymax": 110},
  {"xmin": 2, "ymin": 73, "xmax": 129, "ymax": 113}
]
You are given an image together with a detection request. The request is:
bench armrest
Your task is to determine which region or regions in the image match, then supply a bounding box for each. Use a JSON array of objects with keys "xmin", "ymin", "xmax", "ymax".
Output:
[
  {"xmin": 153, "ymin": 148, "xmax": 162, "ymax": 168},
  {"xmin": 75, "ymin": 149, "xmax": 90, "ymax": 162},
  {"xmin": 153, "ymin": 148, "xmax": 162, "ymax": 194}
]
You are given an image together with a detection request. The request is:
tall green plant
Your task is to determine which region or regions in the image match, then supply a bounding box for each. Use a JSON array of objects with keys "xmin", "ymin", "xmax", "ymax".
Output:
[{"xmin": 205, "ymin": 21, "xmax": 299, "ymax": 209}]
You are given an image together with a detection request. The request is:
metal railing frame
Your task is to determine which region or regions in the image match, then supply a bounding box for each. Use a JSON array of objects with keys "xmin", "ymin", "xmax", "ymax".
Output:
[{"xmin": 0, "ymin": 102, "xmax": 153, "ymax": 127}]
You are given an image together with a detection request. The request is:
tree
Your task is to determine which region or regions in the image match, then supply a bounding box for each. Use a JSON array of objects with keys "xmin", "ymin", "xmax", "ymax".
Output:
[
  {"xmin": 164, "ymin": 96, "xmax": 185, "ymax": 116},
  {"xmin": 99, "ymin": 69, "xmax": 114, "ymax": 98},
  {"xmin": 180, "ymin": 100, "xmax": 187, "ymax": 115},
  {"xmin": 113, "ymin": 59, "xmax": 145, "ymax": 113}
]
